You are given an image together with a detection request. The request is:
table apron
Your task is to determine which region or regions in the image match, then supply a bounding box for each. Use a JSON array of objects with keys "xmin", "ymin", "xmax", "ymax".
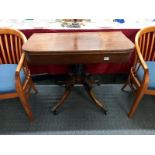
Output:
[{"xmin": 25, "ymin": 52, "xmax": 132, "ymax": 65}]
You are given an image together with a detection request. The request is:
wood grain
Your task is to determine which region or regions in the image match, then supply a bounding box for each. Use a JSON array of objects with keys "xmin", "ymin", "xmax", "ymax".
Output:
[{"xmin": 22, "ymin": 31, "xmax": 135, "ymax": 64}]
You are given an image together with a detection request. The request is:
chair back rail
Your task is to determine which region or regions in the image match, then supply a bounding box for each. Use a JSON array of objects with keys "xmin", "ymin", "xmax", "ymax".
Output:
[
  {"xmin": 0, "ymin": 28, "xmax": 26, "ymax": 64},
  {"xmin": 133, "ymin": 27, "xmax": 155, "ymax": 75},
  {"xmin": 136, "ymin": 27, "xmax": 155, "ymax": 62}
]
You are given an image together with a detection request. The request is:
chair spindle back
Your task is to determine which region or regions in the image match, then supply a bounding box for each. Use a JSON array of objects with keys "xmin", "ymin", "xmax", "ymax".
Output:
[
  {"xmin": 136, "ymin": 27, "xmax": 155, "ymax": 62},
  {"xmin": 0, "ymin": 28, "xmax": 27, "ymax": 64}
]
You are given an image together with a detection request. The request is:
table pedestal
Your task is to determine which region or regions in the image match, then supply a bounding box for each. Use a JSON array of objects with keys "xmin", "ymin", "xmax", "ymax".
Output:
[{"xmin": 51, "ymin": 64, "xmax": 107, "ymax": 114}]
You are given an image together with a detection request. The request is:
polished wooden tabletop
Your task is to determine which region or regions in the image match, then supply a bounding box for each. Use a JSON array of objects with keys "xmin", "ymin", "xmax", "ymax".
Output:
[{"xmin": 22, "ymin": 31, "xmax": 135, "ymax": 64}]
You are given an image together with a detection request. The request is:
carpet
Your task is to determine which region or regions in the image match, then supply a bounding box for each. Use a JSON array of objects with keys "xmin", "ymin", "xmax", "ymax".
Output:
[{"xmin": 0, "ymin": 84, "xmax": 155, "ymax": 135}]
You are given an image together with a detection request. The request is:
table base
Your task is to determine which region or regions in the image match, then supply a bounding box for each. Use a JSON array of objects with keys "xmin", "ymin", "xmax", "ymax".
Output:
[{"xmin": 51, "ymin": 65, "xmax": 107, "ymax": 115}]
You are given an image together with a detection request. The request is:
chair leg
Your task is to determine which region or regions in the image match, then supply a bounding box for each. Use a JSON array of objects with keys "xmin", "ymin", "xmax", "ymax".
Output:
[
  {"xmin": 121, "ymin": 79, "xmax": 129, "ymax": 91},
  {"xmin": 30, "ymin": 79, "xmax": 38, "ymax": 94},
  {"xmin": 128, "ymin": 90, "xmax": 144, "ymax": 118},
  {"xmin": 16, "ymin": 83, "xmax": 34, "ymax": 121},
  {"xmin": 18, "ymin": 92, "xmax": 34, "ymax": 121},
  {"xmin": 121, "ymin": 74, "xmax": 131, "ymax": 91}
]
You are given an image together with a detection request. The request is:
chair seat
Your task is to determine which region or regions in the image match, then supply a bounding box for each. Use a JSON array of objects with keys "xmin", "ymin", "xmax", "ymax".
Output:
[
  {"xmin": 0, "ymin": 64, "xmax": 25, "ymax": 93},
  {"xmin": 137, "ymin": 61, "xmax": 155, "ymax": 90}
]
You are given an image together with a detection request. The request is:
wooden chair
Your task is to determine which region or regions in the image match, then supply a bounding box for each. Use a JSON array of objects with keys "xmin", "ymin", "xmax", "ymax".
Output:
[
  {"xmin": 0, "ymin": 28, "xmax": 38, "ymax": 121},
  {"xmin": 122, "ymin": 26, "xmax": 155, "ymax": 118}
]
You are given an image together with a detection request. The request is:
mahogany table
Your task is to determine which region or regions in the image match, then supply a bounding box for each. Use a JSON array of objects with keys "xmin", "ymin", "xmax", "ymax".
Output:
[{"xmin": 22, "ymin": 31, "xmax": 134, "ymax": 114}]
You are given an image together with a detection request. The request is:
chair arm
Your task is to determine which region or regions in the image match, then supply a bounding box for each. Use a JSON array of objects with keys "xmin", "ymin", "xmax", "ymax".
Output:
[
  {"xmin": 135, "ymin": 33, "xmax": 148, "ymax": 71},
  {"xmin": 16, "ymin": 52, "xmax": 25, "ymax": 72},
  {"xmin": 136, "ymin": 47, "xmax": 148, "ymax": 70},
  {"xmin": 15, "ymin": 52, "xmax": 26, "ymax": 82},
  {"xmin": 136, "ymin": 47, "xmax": 149, "ymax": 85}
]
